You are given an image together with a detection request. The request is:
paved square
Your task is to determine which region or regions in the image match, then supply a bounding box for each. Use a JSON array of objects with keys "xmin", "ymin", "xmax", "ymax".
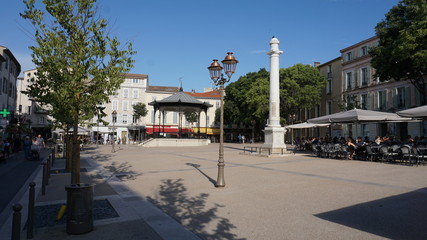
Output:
[{"xmin": 86, "ymin": 143, "xmax": 427, "ymax": 239}]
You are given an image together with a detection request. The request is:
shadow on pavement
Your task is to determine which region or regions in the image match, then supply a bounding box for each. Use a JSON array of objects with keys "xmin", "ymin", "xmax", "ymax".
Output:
[
  {"xmin": 186, "ymin": 163, "xmax": 216, "ymax": 186},
  {"xmin": 315, "ymin": 187, "xmax": 427, "ymax": 240},
  {"xmin": 147, "ymin": 178, "xmax": 246, "ymax": 240}
]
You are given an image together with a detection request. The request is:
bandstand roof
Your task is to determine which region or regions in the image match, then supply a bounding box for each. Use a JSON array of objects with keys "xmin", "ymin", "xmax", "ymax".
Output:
[{"xmin": 148, "ymin": 91, "xmax": 213, "ymax": 112}]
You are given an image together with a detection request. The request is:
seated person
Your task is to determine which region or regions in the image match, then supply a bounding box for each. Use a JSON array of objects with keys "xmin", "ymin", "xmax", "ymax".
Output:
[{"xmin": 346, "ymin": 137, "xmax": 357, "ymax": 160}]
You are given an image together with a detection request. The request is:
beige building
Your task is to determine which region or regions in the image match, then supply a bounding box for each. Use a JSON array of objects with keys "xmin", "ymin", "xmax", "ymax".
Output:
[
  {"xmin": 291, "ymin": 36, "xmax": 425, "ymax": 141},
  {"xmin": 0, "ymin": 46, "xmax": 21, "ymax": 131},
  {"xmin": 317, "ymin": 57, "xmax": 343, "ymax": 138},
  {"xmin": 340, "ymin": 36, "xmax": 424, "ymax": 139},
  {"xmin": 19, "ymin": 69, "xmax": 52, "ymax": 133},
  {"xmin": 91, "ymin": 73, "xmax": 220, "ymax": 143}
]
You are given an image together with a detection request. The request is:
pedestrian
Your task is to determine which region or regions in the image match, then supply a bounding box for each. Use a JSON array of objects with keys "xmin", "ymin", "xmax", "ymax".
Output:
[
  {"xmin": 242, "ymin": 135, "xmax": 246, "ymax": 144},
  {"xmin": 36, "ymin": 134, "xmax": 45, "ymax": 149},
  {"xmin": 4, "ymin": 139, "xmax": 10, "ymax": 159},
  {"xmin": 23, "ymin": 136, "xmax": 32, "ymax": 160}
]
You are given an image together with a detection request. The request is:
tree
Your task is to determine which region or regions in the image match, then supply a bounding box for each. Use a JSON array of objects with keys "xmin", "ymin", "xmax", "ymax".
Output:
[
  {"xmin": 184, "ymin": 111, "xmax": 198, "ymax": 127},
  {"xmin": 279, "ymin": 64, "xmax": 326, "ymax": 118},
  {"xmin": 224, "ymin": 69, "xmax": 269, "ymax": 127},
  {"xmin": 223, "ymin": 65, "xmax": 325, "ymax": 136},
  {"xmin": 133, "ymin": 102, "xmax": 148, "ymax": 121},
  {"xmin": 370, "ymin": 0, "xmax": 427, "ymax": 104},
  {"xmin": 21, "ymin": 0, "xmax": 135, "ymax": 184},
  {"xmin": 133, "ymin": 103, "xmax": 148, "ymax": 141}
]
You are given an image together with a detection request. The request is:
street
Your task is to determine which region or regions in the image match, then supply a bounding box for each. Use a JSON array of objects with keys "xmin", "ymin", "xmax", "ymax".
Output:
[{"xmin": 0, "ymin": 150, "xmax": 46, "ymax": 228}]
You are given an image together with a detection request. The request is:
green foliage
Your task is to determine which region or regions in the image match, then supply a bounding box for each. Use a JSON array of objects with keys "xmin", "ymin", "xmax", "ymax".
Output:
[
  {"xmin": 21, "ymin": 0, "xmax": 135, "ymax": 183},
  {"xmin": 21, "ymin": 0, "xmax": 135, "ymax": 127},
  {"xmin": 223, "ymin": 65, "xmax": 325, "ymax": 131},
  {"xmin": 133, "ymin": 103, "xmax": 148, "ymax": 121},
  {"xmin": 224, "ymin": 68, "xmax": 269, "ymax": 126},
  {"xmin": 280, "ymin": 64, "xmax": 326, "ymax": 117},
  {"xmin": 370, "ymin": 0, "xmax": 427, "ymax": 104},
  {"xmin": 184, "ymin": 111, "xmax": 198, "ymax": 125}
]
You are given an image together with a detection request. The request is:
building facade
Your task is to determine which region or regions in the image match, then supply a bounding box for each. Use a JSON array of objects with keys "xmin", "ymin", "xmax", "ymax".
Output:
[
  {"xmin": 0, "ymin": 46, "xmax": 21, "ymax": 135},
  {"xmin": 292, "ymin": 36, "xmax": 426, "ymax": 141},
  {"xmin": 90, "ymin": 73, "xmax": 220, "ymax": 143}
]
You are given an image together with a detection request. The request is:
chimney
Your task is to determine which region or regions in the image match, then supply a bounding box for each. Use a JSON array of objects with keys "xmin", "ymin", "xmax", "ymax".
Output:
[{"xmin": 314, "ymin": 62, "xmax": 321, "ymax": 67}]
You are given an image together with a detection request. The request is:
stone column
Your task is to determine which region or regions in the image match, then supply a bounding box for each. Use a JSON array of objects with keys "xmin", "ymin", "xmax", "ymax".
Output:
[{"xmin": 262, "ymin": 37, "xmax": 287, "ymax": 152}]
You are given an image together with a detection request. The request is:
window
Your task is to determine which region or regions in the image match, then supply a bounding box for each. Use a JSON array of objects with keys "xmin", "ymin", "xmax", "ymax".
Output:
[
  {"xmin": 112, "ymin": 100, "xmax": 118, "ymax": 110},
  {"xmin": 361, "ymin": 46, "xmax": 368, "ymax": 56},
  {"xmin": 133, "ymin": 79, "xmax": 139, "ymax": 84},
  {"xmin": 38, "ymin": 116, "xmax": 45, "ymax": 124},
  {"xmin": 361, "ymin": 94, "xmax": 368, "ymax": 110},
  {"xmin": 113, "ymin": 90, "xmax": 119, "ymax": 98},
  {"xmin": 378, "ymin": 90, "xmax": 387, "ymax": 111},
  {"xmin": 326, "ymin": 79, "xmax": 332, "ymax": 94},
  {"xmin": 396, "ymin": 87, "xmax": 406, "ymax": 108},
  {"xmin": 327, "ymin": 65, "xmax": 332, "ymax": 78},
  {"xmin": 326, "ymin": 101, "xmax": 332, "ymax": 115},
  {"xmin": 173, "ymin": 112, "xmax": 178, "ymax": 124},
  {"xmin": 133, "ymin": 115, "xmax": 138, "ymax": 123},
  {"xmin": 123, "ymin": 88, "xmax": 129, "ymax": 98},
  {"xmin": 133, "ymin": 89, "xmax": 139, "ymax": 99},
  {"xmin": 122, "ymin": 101, "xmax": 128, "ymax": 111},
  {"xmin": 346, "ymin": 95, "xmax": 353, "ymax": 108},
  {"xmin": 346, "ymin": 72, "xmax": 352, "ymax": 90},
  {"xmin": 3, "ymin": 77, "xmax": 7, "ymax": 93},
  {"xmin": 216, "ymin": 102, "xmax": 220, "ymax": 109},
  {"xmin": 112, "ymin": 114, "xmax": 117, "ymax": 123},
  {"xmin": 361, "ymin": 67, "xmax": 369, "ymax": 86},
  {"xmin": 163, "ymin": 112, "xmax": 167, "ymax": 123},
  {"xmin": 346, "ymin": 52, "xmax": 353, "ymax": 61},
  {"xmin": 122, "ymin": 114, "xmax": 128, "ymax": 124}
]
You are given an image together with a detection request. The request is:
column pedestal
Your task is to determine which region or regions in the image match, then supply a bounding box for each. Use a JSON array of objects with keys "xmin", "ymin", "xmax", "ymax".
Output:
[{"xmin": 262, "ymin": 126, "xmax": 287, "ymax": 153}]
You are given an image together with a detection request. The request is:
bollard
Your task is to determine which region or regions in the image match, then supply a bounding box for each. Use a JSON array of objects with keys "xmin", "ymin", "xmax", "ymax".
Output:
[
  {"xmin": 47, "ymin": 156, "xmax": 51, "ymax": 180},
  {"xmin": 42, "ymin": 162, "xmax": 46, "ymax": 195},
  {"xmin": 12, "ymin": 204, "xmax": 22, "ymax": 240},
  {"xmin": 51, "ymin": 148, "xmax": 55, "ymax": 166},
  {"xmin": 27, "ymin": 182, "xmax": 35, "ymax": 239}
]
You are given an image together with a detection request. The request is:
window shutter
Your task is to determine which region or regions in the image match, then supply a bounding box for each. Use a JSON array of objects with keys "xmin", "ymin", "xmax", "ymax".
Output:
[
  {"xmin": 392, "ymin": 88, "xmax": 397, "ymax": 109},
  {"xmin": 405, "ymin": 86, "xmax": 410, "ymax": 108},
  {"xmin": 366, "ymin": 94, "xmax": 370, "ymax": 110},
  {"xmin": 373, "ymin": 92, "xmax": 378, "ymax": 110},
  {"xmin": 415, "ymin": 86, "xmax": 421, "ymax": 106},
  {"xmin": 354, "ymin": 71, "xmax": 358, "ymax": 88},
  {"xmin": 367, "ymin": 67, "xmax": 371, "ymax": 85}
]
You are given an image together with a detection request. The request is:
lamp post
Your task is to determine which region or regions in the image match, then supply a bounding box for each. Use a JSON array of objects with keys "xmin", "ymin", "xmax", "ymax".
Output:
[
  {"xmin": 289, "ymin": 114, "xmax": 296, "ymax": 145},
  {"xmin": 208, "ymin": 52, "xmax": 238, "ymax": 188},
  {"xmin": 111, "ymin": 110, "xmax": 117, "ymax": 153}
]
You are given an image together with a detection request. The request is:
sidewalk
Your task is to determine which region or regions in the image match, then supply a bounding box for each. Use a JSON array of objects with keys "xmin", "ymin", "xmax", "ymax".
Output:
[{"xmin": 0, "ymin": 146, "xmax": 200, "ymax": 240}]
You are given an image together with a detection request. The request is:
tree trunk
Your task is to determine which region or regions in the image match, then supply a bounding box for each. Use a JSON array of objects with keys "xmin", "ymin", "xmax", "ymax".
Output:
[
  {"xmin": 65, "ymin": 134, "xmax": 72, "ymax": 172},
  {"xmin": 71, "ymin": 107, "xmax": 81, "ymax": 184}
]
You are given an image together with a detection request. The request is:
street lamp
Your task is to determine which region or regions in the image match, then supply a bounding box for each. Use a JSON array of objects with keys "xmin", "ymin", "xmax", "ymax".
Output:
[
  {"xmin": 208, "ymin": 52, "xmax": 238, "ymax": 188},
  {"xmin": 289, "ymin": 114, "xmax": 296, "ymax": 145},
  {"xmin": 112, "ymin": 110, "xmax": 117, "ymax": 153}
]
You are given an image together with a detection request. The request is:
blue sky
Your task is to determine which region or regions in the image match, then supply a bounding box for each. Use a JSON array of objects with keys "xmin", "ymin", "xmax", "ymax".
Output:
[{"xmin": 3, "ymin": 0, "xmax": 399, "ymax": 92}]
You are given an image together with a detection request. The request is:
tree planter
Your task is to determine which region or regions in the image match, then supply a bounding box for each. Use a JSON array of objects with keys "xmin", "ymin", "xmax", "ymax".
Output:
[{"xmin": 65, "ymin": 183, "xmax": 94, "ymax": 234}]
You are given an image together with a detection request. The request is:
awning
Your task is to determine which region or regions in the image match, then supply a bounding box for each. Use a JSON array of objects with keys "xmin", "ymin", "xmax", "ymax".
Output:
[
  {"xmin": 397, "ymin": 105, "xmax": 427, "ymax": 118},
  {"xmin": 286, "ymin": 122, "xmax": 330, "ymax": 129},
  {"xmin": 308, "ymin": 109, "xmax": 412, "ymax": 124},
  {"xmin": 146, "ymin": 125, "xmax": 192, "ymax": 134}
]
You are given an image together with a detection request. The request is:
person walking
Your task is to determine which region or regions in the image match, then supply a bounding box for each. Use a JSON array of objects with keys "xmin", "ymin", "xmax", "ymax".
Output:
[
  {"xmin": 36, "ymin": 134, "xmax": 45, "ymax": 149},
  {"xmin": 23, "ymin": 136, "xmax": 32, "ymax": 160}
]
